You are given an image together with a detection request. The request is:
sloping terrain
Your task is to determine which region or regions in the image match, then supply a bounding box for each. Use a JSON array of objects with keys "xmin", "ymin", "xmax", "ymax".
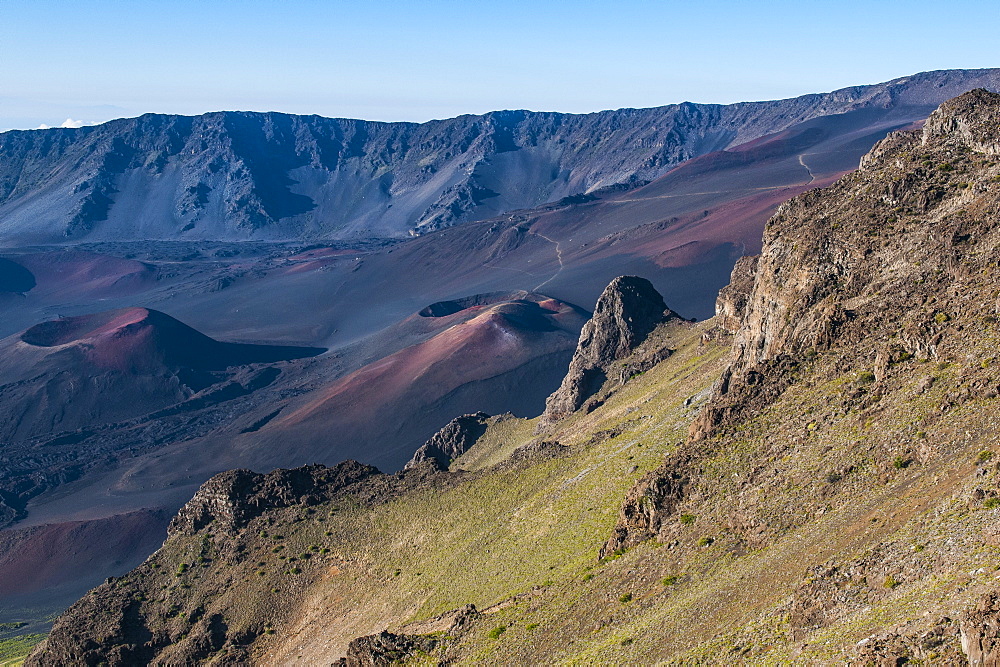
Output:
[
  {"xmin": 1, "ymin": 69, "xmax": 997, "ymax": 243},
  {"xmin": 25, "ymin": 89, "xmax": 1000, "ymax": 665},
  {"xmin": 0, "ymin": 293, "xmax": 585, "ymax": 624},
  {"xmin": 5, "ymin": 72, "xmax": 1000, "ymax": 649}
]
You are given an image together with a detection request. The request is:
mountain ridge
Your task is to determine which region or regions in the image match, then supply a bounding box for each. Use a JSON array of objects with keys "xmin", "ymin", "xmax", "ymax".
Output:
[{"xmin": 2, "ymin": 68, "xmax": 998, "ymax": 244}]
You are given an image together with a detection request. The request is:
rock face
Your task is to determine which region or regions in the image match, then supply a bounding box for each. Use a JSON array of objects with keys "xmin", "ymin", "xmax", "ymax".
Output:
[
  {"xmin": 2, "ymin": 69, "xmax": 999, "ymax": 243},
  {"xmin": 713, "ymin": 254, "xmax": 759, "ymax": 335},
  {"xmin": 962, "ymin": 592, "xmax": 1000, "ymax": 666},
  {"xmin": 169, "ymin": 461, "xmax": 378, "ymax": 536},
  {"xmin": 404, "ymin": 412, "xmax": 491, "ymax": 471},
  {"xmin": 607, "ymin": 87, "xmax": 1000, "ymax": 570},
  {"xmin": 690, "ymin": 86, "xmax": 1000, "ymax": 442},
  {"xmin": 540, "ymin": 276, "xmax": 679, "ymax": 425}
]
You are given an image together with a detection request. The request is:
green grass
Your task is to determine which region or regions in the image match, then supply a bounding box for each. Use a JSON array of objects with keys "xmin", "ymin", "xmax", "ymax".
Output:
[{"xmin": 0, "ymin": 634, "xmax": 46, "ymax": 665}]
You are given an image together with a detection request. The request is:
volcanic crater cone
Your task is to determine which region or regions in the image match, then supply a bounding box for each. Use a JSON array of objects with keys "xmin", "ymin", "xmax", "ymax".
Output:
[{"xmin": 19, "ymin": 307, "xmax": 325, "ymax": 371}]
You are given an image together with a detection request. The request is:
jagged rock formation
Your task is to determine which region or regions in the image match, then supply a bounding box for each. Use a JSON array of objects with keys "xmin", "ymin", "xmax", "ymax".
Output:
[
  {"xmin": 962, "ymin": 592, "xmax": 1000, "ymax": 665},
  {"xmin": 404, "ymin": 412, "xmax": 491, "ymax": 470},
  {"xmin": 610, "ymin": 87, "xmax": 1000, "ymax": 547},
  {"xmin": 596, "ymin": 88, "xmax": 1000, "ymax": 664},
  {"xmin": 168, "ymin": 462, "xmax": 379, "ymax": 536},
  {"xmin": 690, "ymin": 87, "xmax": 1000, "ymax": 443},
  {"xmin": 540, "ymin": 276, "xmax": 679, "ymax": 425},
  {"xmin": 27, "ymin": 461, "xmax": 385, "ymax": 666},
  {"xmin": 713, "ymin": 254, "xmax": 758, "ymax": 335},
  {"xmin": 2, "ymin": 69, "xmax": 999, "ymax": 243},
  {"xmin": 334, "ymin": 630, "xmax": 440, "ymax": 666}
]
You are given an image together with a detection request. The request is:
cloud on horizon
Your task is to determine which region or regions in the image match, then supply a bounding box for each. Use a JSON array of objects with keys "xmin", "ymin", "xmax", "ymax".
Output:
[{"xmin": 37, "ymin": 118, "xmax": 87, "ymax": 130}]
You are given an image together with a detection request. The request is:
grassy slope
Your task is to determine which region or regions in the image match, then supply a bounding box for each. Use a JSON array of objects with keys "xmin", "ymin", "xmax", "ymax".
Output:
[
  {"xmin": 264, "ymin": 320, "xmax": 730, "ymax": 663},
  {"xmin": 51, "ymin": 306, "xmax": 999, "ymax": 664}
]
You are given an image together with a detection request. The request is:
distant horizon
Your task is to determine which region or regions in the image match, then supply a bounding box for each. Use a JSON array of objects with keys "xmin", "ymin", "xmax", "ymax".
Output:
[
  {"xmin": 3, "ymin": 0, "xmax": 999, "ymax": 132},
  {"xmin": 4, "ymin": 66, "xmax": 998, "ymax": 134}
]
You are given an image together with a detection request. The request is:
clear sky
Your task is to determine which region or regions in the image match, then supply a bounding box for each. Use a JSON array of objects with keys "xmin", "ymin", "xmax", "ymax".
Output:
[{"xmin": 1, "ymin": 0, "xmax": 997, "ymax": 130}]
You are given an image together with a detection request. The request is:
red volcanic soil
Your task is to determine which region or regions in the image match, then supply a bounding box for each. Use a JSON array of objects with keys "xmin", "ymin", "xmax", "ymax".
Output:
[
  {"xmin": 0, "ymin": 308, "xmax": 325, "ymax": 443},
  {"xmin": 247, "ymin": 295, "xmax": 583, "ymax": 468},
  {"xmin": 0, "ymin": 509, "xmax": 169, "ymax": 611},
  {"xmin": 14, "ymin": 250, "xmax": 155, "ymax": 298},
  {"xmin": 282, "ymin": 299, "xmax": 572, "ymax": 427},
  {"xmin": 20, "ymin": 307, "xmax": 325, "ymax": 371}
]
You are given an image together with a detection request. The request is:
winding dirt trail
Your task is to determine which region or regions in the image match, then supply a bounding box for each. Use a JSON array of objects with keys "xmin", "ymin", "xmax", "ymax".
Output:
[
  {"xmin": 798, "ymin": 153, "xmax": 817, "ymax": 184},
  {"xmin": 530, "ymin": 231, "xmax": 564, "ymax": 292}
]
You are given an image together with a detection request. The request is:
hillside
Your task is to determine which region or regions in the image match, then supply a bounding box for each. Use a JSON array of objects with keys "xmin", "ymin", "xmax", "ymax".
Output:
[
  {"xmin": 1, "ymin": 69, "xmax": 998, "ymax": 244},
  {"xmin": 23, "ymin": 89, "xmax": 1000, "ymax": 664},
  {"xmin": 0, "ymin": 68, "xmax": 960, "ymax": 625}
]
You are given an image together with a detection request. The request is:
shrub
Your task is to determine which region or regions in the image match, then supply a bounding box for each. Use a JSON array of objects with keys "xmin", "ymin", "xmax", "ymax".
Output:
[
  {"xmin": 858, "ymin": 371, "xmax": 876, "ymax": 384},
  {"xmin": 892, "ymin": 456, "xmax": 908, "ymax": 470},
  {"xmin": 697, "ymin": 536, "xmax": 714, "ymax": 547},
  {"xmin": 619, "ymin": 593, "xmax": 633, "ymax": 603},
  {"xmin": 662, "ymin": 575, "xmax": 679, "ymax": 586},
  {"xmin": 983, "ymin": 497, "xmax": 1000, "ymax": 510},
  {"xmin": 583, "ymin": 573, "xmax": 594, "ymax": 582},
  {"xmin": 883, "ymin": 575, "xmax": 900, "ymax": 589},
  {"xmin": 977, "ymin": 450, "xmax": 994, "ymax": 464},
  {"xmin": 525, "ymin": 623, "xmax": 539, "ymax": 631},
  {"xmin": 934, "ymin": 312, "xmax": 950, "ymax": 324},
  {"xmin": 679, "ymin": 514, "xmax": 696, "ymax": 525},
  {"xmin": 487, "ymin": 626, "xmax": 506, "ymax": 639}
]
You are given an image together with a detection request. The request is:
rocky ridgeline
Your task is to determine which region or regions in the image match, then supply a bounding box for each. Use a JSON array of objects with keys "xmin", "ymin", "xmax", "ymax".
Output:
[
  {"xmin": 601, "ymin": 88, "xmax": 1000, "ymax": 662},
  {"xmin": 539, "ymin": 276, "xmax": 680, "ymax": 427},
  {"xmin": 609, "ymin": 88, "xmax": 1000, "ymax": 547},
  {"xmin": 692, "ymin": 87, "xmax": 1000, "ymax": 442},
  {"xmin": 2, "ymin": 70, "xmax": 998, "ymax": 243},
  {"xmin": 404, "ymin": 412, "xmax": 495, "ymax": 471},
  {"xmin": 168, "ymin": 462, "xmax": 379, "ymax": 536}
]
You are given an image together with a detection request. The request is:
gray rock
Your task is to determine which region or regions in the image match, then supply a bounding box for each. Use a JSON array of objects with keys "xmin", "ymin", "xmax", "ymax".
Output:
[
  {"xmin": 539, "ymin": 276, "xmax": 680, "ymax": 426},
  {"xmin": 404, "ymin": 412, "xmax": 491, "ymax": 471}
]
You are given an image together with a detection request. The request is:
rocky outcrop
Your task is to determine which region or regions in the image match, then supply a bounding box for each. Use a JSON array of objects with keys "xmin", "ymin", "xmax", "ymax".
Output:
[
  {"xmin": 600, "ymin": 451, "xmax": 691, "ymax": 558},
  {"xmin": 609, "ymin": 88, "xmax": 1000, "ymax": 555},
  {"xmin": 335, "ymin": 605, "xmax": 480, "ymax": 666},
  {"xmin": 922, "ymin": 88, "xmax": 1000, "ymax": 155},
  {"xmin": 540, "ymin": 276, "xmax": 680, "ymax": 426},
  {"xmin": 404, "ymin": 412, "xmax": 491, "ymax": 470},
  {"xmin": 713, "ymin": 254, "xmax": 759, "ymax": 335},
  {"xmin": 962, "ymin": 591, "xmax": 1000, "ymax": 665},
  {"xmin": 690, "ymin": 87, "xmax": 1000, "ymax": 443},
  {"xmin": 334, "ymin": 631, "xmax": 440, "ymax": 667},
  {"xmin": 168, "ymin": 461, "xmax": 378, "ymax": 536}
]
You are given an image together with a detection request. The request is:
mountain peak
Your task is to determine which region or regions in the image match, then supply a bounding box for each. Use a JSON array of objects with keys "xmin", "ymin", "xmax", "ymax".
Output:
[
  {"xmin": 922, "ymin": 87, "xmax": 1000, "ymax": 153},
  {"xmin": 539, "ymin": 276, "xmax": 681, "ymax": 425}
]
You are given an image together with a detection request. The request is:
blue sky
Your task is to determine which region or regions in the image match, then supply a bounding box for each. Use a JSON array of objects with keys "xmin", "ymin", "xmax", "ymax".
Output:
[{"xmin": 1, "ymin": 0, "xmax": 997, "ymax": 130}]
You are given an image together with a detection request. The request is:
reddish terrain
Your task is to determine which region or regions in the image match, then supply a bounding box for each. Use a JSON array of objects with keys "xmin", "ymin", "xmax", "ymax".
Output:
[{"xmin": 0, "ymin": 101, "xmax": 934, "ymax": 622}]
